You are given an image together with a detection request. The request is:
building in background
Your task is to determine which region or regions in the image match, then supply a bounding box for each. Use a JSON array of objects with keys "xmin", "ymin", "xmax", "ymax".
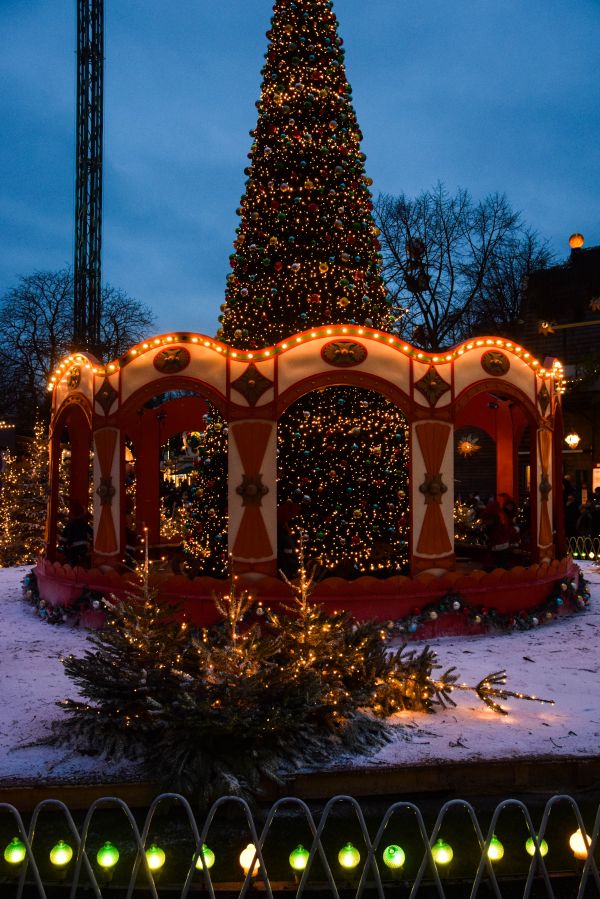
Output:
[{"xmin": 520, "ymin": 235, "xmax": 600, "ymax": 500}]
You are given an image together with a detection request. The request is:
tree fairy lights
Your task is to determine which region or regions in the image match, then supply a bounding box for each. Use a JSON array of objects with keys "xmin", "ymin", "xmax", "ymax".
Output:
[{"xmin": 218, "ymin": 0, "xmax": 390, "ymax": 346}]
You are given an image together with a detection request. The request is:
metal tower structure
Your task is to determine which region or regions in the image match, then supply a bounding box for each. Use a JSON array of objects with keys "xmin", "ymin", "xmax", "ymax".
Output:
[{"xmin": 73, "ymin": 0, "xmax": 104, "ymax": 353}]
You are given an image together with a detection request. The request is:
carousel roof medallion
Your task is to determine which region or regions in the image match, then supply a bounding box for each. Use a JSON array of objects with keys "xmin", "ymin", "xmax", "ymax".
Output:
[
  {"xmin": 66, "ymin": 367, "xmax": 81, "ymax": 390},
  {"xmin": 321, "ymin": 339, "xmax": 368, "ymax": 367},
  {"xmin": 153, "ymin": 346, "xmax": 191, "ymax": 374},
  {"xmin": 481, "ymin": 350, "xmax": 510, "ymax": 376},
  {"xmin": 414, "ymin": 365, "xmax": 451, "ymax": 406}
]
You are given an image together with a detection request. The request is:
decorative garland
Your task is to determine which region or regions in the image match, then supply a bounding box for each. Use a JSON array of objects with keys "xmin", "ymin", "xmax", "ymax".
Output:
[
  {"xmin": 389, "ymin": 573, "xmax": 590, "ymax": 637},
  {"xmin": 22, "ymin": 569, "xmax": 590, "ymax": 635},
  {"xmin": 22, "ymin": 571, "xmax": 106, "ymax": 625}
]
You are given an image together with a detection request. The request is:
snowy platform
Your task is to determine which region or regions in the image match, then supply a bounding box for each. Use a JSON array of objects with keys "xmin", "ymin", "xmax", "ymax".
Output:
[{"xmin": 2, "ymin": 565, "xmax": 600, "ymax": 806}]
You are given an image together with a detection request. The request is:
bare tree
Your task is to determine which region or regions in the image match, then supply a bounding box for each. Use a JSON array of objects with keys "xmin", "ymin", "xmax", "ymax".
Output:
[
  {"xmin": 375, "ymin": 184, "xmax": 553, "ymax": 350},
  {"xmin": 0, "ymin": 268, "xmax": 155, "ymax": 430}
]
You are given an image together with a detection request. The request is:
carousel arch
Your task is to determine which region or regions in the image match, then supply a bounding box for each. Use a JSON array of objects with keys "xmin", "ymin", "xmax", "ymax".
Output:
[{"xmin": 40, "ymin": 330, "xmax": 568, "ymax": 624}]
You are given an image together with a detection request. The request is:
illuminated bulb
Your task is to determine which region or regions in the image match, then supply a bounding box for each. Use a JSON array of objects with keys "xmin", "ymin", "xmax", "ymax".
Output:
[
  {"xmin": 239, "ymin": 844, "xmax": 259, "ymax": 876},
  {"xmin": 96, "ymin": 842, "xmax": 119, "ymax": 869},
  {"xmin": 145, "ymin": 844, "xmax": 166, "ymax": 871},
  {"xmin": 569, "ymin": 829, "xmax": 591, "ymax": 860},
  {"xmin": 338, "ymin": 843, "xmax": 360, "ymax": 870},
  {"xmin": 50, "ymin": 841, "xmax": 73, "ymax": 867},
  {"xmin": 431, "ymin": 839, "xmax": 453, "ymax": 865},
  {"xmin": 4, "ymin": 838, "xmax": 26, "ymax": 865},
  {"xmin": 382, "ymin": 844, "xmax": 405, "ymax": 870},
  {"xmin": 525, "ymin": 836, "xmax": 548, "ymax": 857},
  {"xmin": 289, "ymin": 844, "xmax": 310, "ymax": 871},
  {"xmin": 195, "ymin": 844, "xmax": 215, "ymax": 870},
  {"xmin": 487, "ymin": 835, "xmax": 504, "ymax": 861}
]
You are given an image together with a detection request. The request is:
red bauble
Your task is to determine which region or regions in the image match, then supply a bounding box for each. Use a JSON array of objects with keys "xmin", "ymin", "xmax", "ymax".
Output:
[{"xmin": 274, "ymin": 261, "xmax": 283, "ymax": 272}]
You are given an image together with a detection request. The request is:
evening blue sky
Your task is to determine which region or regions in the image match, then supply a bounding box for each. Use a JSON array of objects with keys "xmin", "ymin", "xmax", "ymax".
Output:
[{"xmin": 0, "ymin": 0, "xmax": 598, "ymax": 338}]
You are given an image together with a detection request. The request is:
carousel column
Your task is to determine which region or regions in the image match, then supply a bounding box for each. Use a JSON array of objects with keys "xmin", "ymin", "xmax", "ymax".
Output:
[
  {"xmin": 496, "ymin": 400, "xmax": 517, "ymax": 498},
  {"xmin": 228, "ymin": 419, "xmax": 277, "ymax": 576},
  {"xmin": 536, "ymin": 424, "xmax": 555, "ymax": 562},
  {"xmin": 92, "ymin": 426, "xmax": 122, "ymax": 566},
  {"xmin": 411, "ymin": 420, "xmax": 455, "ymax": 574},
  {"xmin": 45, "ymin": 431, "xmax": 61, "ymax": 561}
]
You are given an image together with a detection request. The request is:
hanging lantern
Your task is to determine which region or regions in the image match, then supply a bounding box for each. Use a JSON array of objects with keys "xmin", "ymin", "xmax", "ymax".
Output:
[
  {"xmin": 431, "ymin": 839, "xmax": 453, "ymax": 865},
  {"xmin": 96, "ymin": 842, "xmax": 119, "ymax": 869},
  {"xmin": 289, "ymin": 844, "xmax": 310, "ymax": 871},
  {"xmin": 338, "ymin": 842, "xmax": 360, "ymax": 869},
  {"xmin": 382, "ymin": 844, "xmax": 405, "ymax": 870},
  {"xmin": 457, "ymin": 434, "xmax": 481, "ymax": 458},
  {"xmin": 49, "ymin": 841, "xmax": 73, "ymax": 867},
  {"xmin": 569, "ymin": 829, "xmax": 591, "ymax": 860},
  {"xmin": 239, "ymin": 843, "xmax": 260, "ymax": 876},
  {"xmin": 487, "ymin": 835, "xmax": 504, "ymax": 861},
  {"xmin": 145, "ymin": 844, "xmax": 166, "ymax": 871},
  {"xmin": 4, "ymin": 838, "xmax": 26, "ymax": 865},
  {"xmin": 195, "ymin": 843, "xmax": 215, "ymax": 870},
  {"xmin": 525, "ymin": 836, "xmax": 548, "ymax": 857}
]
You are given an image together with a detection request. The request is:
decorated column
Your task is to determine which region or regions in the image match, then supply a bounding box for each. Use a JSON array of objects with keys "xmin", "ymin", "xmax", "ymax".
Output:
[
  {"xmin": 537, "ymin": 423, "xmax": 554, "ymax": 562},
  {"xmin": 93, "ymin": 427, "xmax": 121, "ymax": 564},
  {"xmin": 228, "ymin": 419, "xmax": 277, "ymax": 576},
  {"xmin": 411, "ymin": 420, "xmax": 454, "ymax": 574}
]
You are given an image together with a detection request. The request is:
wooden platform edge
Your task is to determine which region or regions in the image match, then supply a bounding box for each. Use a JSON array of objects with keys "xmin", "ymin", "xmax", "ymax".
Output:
[{"xmin": 2, "ymin": 755, "xmax": 600, "ymax": 811}]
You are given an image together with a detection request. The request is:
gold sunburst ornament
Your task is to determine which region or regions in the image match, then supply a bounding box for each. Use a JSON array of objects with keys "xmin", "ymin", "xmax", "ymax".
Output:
[{"xmin": 457, "ymin": 434, "xmax": 481, "ymax": 458}]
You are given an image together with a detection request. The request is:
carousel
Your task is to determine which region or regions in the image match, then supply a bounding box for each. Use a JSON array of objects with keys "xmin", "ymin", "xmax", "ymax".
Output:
[{"xmin": 34, "ymin": 324, "xmax": 573, "ymax": 631}]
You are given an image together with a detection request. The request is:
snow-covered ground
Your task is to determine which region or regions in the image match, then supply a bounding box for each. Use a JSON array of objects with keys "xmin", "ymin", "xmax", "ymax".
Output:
[{"xmin": 1, "ymin": 565, "xmax": 600, "ymax": 786}]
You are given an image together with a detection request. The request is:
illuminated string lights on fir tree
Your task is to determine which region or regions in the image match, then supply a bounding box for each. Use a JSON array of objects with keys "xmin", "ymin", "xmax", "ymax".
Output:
[
  {"xmin": 0, "ymin": 421, "xmax": 49, "ymax": 567},
  {"xmin": 181, "ymin": 409, "xmax": 228, "ymax": 576},
  {"xmin": 277, "ymin": 388, "xmax": 409, "ymax": 574},
  {"xmin": 218, "ymin": 0, "xmax": 391, "ymax": 347},
  {"xmin": 210, "ymin": 0, "xmax": 409, "ymax": 577},
  {"xmin": 51, "ymin": 539, "xmax": 555, "ymax": 804}
]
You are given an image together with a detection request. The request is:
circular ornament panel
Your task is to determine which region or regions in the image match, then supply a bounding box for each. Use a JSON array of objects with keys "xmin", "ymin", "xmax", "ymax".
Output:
[
  {"xmin": 66, "ymin": 366, "xmax": 81, "ymax": 390},
  {"xmin": 321, "ymin": 340, "xmax": 367, "ymax": 367},
  {"xmin": 153, "ymin": 346, "xmax": 191, "ymax": 374},
  {"xmin": 481, "ymin": 350, "xmax": 510, "ymax": 376}
]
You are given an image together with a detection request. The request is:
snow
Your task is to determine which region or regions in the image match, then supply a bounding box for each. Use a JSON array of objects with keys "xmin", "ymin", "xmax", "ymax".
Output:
[{"xmin": 1, "ymin": 564, "xmax": 599, "ymax": 787}]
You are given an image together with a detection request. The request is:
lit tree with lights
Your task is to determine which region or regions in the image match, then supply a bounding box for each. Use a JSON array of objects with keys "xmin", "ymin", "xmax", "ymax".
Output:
[
  {"xmin": 180, "ymin": 411, "xmax": 229, "ymax": 577},
  {"xmin": 216, "ymin": 0, "xmax": 409, "ymax": 575},
  {"xmin": 0, "ymin": 420, "xmax": 48, "ymax": 566}
]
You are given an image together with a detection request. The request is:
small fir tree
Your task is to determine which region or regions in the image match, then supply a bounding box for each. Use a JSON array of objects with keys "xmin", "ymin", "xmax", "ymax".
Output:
[
  {"xmin": 0, "ymin": 421, "xmax": 48, "ymax": 566},
  {"xmin": 52, "ymin": 542, "xmax": 552, "ymax": 805}
]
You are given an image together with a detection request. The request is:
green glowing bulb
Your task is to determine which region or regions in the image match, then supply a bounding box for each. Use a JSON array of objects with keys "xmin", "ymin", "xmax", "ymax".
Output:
[
  {"xmin": 96, "ymin": 842, "xmax": 119, "ymax": 869},
  {"xmin": 525, "ymin": 836, "xmax": 548, "ymax": 857},
  {"xmin": 431, "ymin": 839, "xmax": 453, "ymax": 865},
  {"xmin": 4, "ymin": 838, "xmax": 26, "ymax": 865},
  {"xmin": 289, "ymin": 844, "xmax": 310, "ymax": 872},
  {"xmin": 338, "ymin": 842, "xmax": 360, "ymax": 870},
  {"xmin": 145, "ymin": 844, "xmax": 166, "ymax": 871},
  {"xmin": 382, "ymin": 844, "xmax": 405, "ymax": 870},
  {"xmin": 49, "ymin": 841, "xmax": 73, "ymax": 867},
  {"xmin": 195, "ymin": 844, "xmax": 215, "ymax": 870},
  {"xmin": 487, "ymin": 835, "xmax": 504, "ymax": 861}
]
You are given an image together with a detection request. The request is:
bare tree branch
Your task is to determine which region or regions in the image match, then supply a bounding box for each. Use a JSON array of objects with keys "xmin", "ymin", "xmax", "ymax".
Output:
[
  {"xmin": 375, "ymin": 184, "xmax": 553, "ymax": 351},
  {"xmin": 0, "ymin": 268, "xmax": 156, "ymax": 431}
]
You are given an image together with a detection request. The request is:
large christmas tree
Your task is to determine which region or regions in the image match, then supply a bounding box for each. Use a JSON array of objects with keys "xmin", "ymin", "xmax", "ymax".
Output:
[
  {"xmin": 217, "ymin": 0, "xmax": 409, "ymax": 576},
  {"xmin": 217, "ymin": 0, "xmax": 391, "ymax": 343}
]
